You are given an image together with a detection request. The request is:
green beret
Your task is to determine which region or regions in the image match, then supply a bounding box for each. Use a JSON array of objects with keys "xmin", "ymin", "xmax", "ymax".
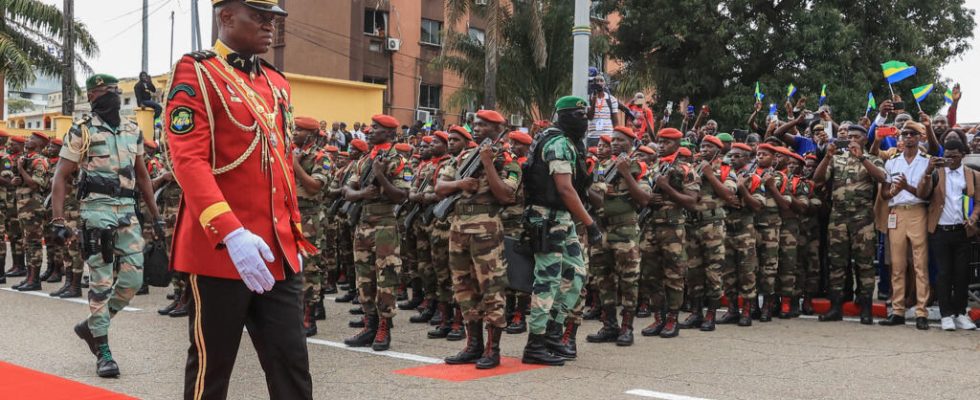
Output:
[
  {"xmin": 555, "ymin": 96, "xmax": 588, "ymax": 112},
  {"xmin": 679, "ymin": 140, "xmax": 695, "ymax": 149},
  {"xmin": 86, "ymin": 74, "xmax": 119, "ymax": 91},
  {"xmin": 716, "ymin": 133, "xmax": 734, "ymax": 142}
]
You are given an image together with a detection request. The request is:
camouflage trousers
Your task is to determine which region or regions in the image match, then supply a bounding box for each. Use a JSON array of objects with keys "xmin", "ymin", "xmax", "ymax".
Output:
[
  {"xmin": 722, "ymin": 216, "xmax": 758, "ymax": 300},
  {"xmin": 778, "ymin": 218, "xmax": 800, "ymax": 297},
  {"xmin": 589, "ymin": 217, "xmax": 640, "ymax": 310},
  {"xmin": 6, "ymin": 203, "xmax": 25, "ymax": 269},
  {"xmin": 430, "ymin": 220, "xmax": 453, "ymax": 303},
  {"xmin": 800, "ymin": 218, "xmax": 821, "ymax": 295},
  {"xmin": 639, "ymin": 222, "xmax": 688, "ymax": 311},
  {"xmin": 399, "ymin": 217, "xmax": 418, "ymax": 286},
  {"xmin": 16, "ymin": 208, "xmax": 45, "ymax": 270},
  {"xmin": 300, "ymin": 207, "xmax": 323, "ymax": 306},
  {"xmin": 414, "ymin": 222, "xmax": 435, "ymax": 301},
  {"xmin": 756, "ymin": 216, "xmax": 781, "ymax": 296},
  {"xmin": 564, "ymin": 223, "xmax": 589, "ymax": 326},
  {"xmin": 81, "ymin": 204, "xmax": 144, "ymax": 338},
  {"xmin": 319, "ymin": 216, "xmax": 339, "ymax": 282},
  {"xmin": 527, "ymin": 207, "xmax": 585, "ymax": 334},
  {"xmin": 62, "ymin": 205, "xmax": 84, "ymax": 274},
  {"xmin": 828, "ymin": 209, "xmax": 876, "ymax": 295},
  {"xmin": 686, "ymin": 218, "xmax": 726, "ymax": 306},
  {"xmin": 338, "ymin": 216, "xmax": 355, "ymax": 288},
  {"xmin": 354, "ymin": 213, "xmax": 401, "ymax": 318},
  {"xmin": 448, "ymin": 213, "xmax": 508, "ymax": 328}
]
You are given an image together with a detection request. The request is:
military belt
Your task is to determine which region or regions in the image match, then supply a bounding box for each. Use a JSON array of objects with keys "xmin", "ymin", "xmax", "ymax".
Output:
[
  {"xmin": 83, "ymin": 179, "xmax": 137, "ymax": 199},
  {"xmin": 603, "ymin": 212, "xmax": 638, "ymax": 226},
  {"xmin": 694, "ymin": 208, "xmax": 725, "ymax": 222},
  {"xmin": 297, "ymin": 198, "xmax": 319, "ymax": 209},
  {"xmin": 648, "ymin": 208, "xmax": 686, "ymax": 224},
  {"xmin": 455, "ymin": 203, "xmax": 500, "ymax": 216},
  {"xmin": 362, "ymin": 203, "xmax": 396, "ymax": 216}
]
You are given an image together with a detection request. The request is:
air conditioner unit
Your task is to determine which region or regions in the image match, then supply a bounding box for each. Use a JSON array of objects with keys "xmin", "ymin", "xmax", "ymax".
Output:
[
  {"xmin": 386, "ymin": 38, "xmax": 401, "ymax": 52},
  {"xmin": 474, "ymin": 0, "xmax": 487, "ymax": 5},
  {"xmin": 509, "ymin": 114, "xmax": 523, "ymax": 127},
  {"xmin": 416, "ymin": 109, "xmax": 431, "ymax": 123}
]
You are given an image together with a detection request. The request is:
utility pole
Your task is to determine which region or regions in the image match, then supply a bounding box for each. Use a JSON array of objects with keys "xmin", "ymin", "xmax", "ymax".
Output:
[
  {"xmin": 62, "ymin": 0, "xmax": 75, "ymax": 115},
  {"xmin": 169, "ymin": 10, "xmax": 175, "ymax": 65},
  {"xmin": 190, "ymin": 0, "xmax": 202, "ymax": 51},
  {"xmin": 141, "ymin": 0, "xmax": 149, "ymax": 72},
  {"xmin": 571, "ymin": 0, "xmax": 591, "ymax": 99}
]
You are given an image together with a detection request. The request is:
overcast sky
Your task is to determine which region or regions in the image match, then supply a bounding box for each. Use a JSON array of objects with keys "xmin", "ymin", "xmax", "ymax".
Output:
[{"xmin": 41, "ymin": 0, "xmax": 980, "ymax": 122}]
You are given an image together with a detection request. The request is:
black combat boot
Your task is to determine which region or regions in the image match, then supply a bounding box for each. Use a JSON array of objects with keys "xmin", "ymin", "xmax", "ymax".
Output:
[
  {"xmin": 818, "ymin": 292, "xmax": 843, "ymax": 322},
  {"xmin": 446, "ymin": 304, "xmax": 465, "ymax": 341},
  {"xmin": 93, "ymin": 337, "xmax": 120, "ymax": 378},
  {"xmin": 445, "ymin": 321, "xmax": 484, "ymax": 364},
  {"xmin": 410, "ymin": 299, "xmax": 436, "ymax": 323},
  {"xmin": 158, "ymin": 288, "xmax": 181, "ymax": 315},
  {"xmin": 506, "ymin": 295, "xmax": 529, "ymax": 333},
  {"xmin": 395, "ymin": 284, "xmax": 407, "ymax": 302},
  {"xmin": 759, "ymin": 295, "xmax": 773, "ymax": 322},
  {"xmin": 738, "ymin": 298, "xmax": 753, "ymax": 326},
  {"xmin": 801, "ymin": 294, "xmax": 815, "ymax": 315},
  {"xmin": 427, "ymin": 303, "xmax": 453, "ymax": 339},
  {"xmin": 372, "ymin": 317, "xmax": 393, "ymax": 351},
  {"xmin": 561, "ymin": 321, "xmax": 579, "ymax": 357},
  {"xmin": 700, "ymin": 305, "xmax": 717, "ymax": 332},
  {"xmin": 582, "ymin": 289, "xmax": 601, "ymax": 320},
  {"xmin": 659, "ymin": 311, "xmax": 680, "ymax": 338},
  {"xmin": 168, "ymin": 291, "xmax": 189, "ymax": 318},
  {"xmin": 349, "ymin": 315, "xmax": 367, "ymax": 328},
  {"xmin": 313, "ymin": 298, "xmax": 326, "ymax": 321},
  {"xmin": 335, "ymin": 288, "xmax": 356, "ymax": 303},
  {"xmin": 617, "ymin": 309, "xmax": 634, "ymax": 346},
  {"xmin": 545, "ymin": 319, "xmax": 564, "ymax": 343},
  {"xmin": 5, "ymin": 265, "xmax": 26, "ymax": 278},
  {"xmin": 397, "ymin": 278, "xmax": 424, "ymax": 310},
  {"xmin": 429, "ymin": 302, "xmax": 446, "ymax": 326},
  {"xmin": 717, "ymin": 295, "xmax": 740, "ymax": 324},
  {"xmin": 39, "ymin": 263, "xmax": 56, "ymax": 282},
  {"xmin": 136, "ymin": 283, "xmax": 149, "ymax": 295},
  {"xmin": 15, "ymin": 266, "xmax": 41, "ymax": 291},
  {"xmin": 636, "ymin": 302, "xmax": 652, "ymax": 318},
  {"xmin": 544, "ymin": 320, "xmax": 575, "ymax": 359},
  {"xmin": 303, "ymin": 303, "xmax": 317, "ymax": 337},
  {"xmin": 343, "ymin": 315, "xmax": 378, "ymax": 347},
  {"xmin": 74, "ymin": 320, "xmax": 98, "ymax": 356},
  {"xmin": 678, "ymin": 299, "xmax": 703, "ymax": 329},
  {"xmin": 586, "ymin": 305, "xmax": 620, "ymax": 343},
  {"xmin": 859, "ymin": 295, "xmax": 873, "ymax": 325},
  {"xmin": 59, "ymin": 271, "xmax": 83, "ymax": 298},
  {"xmin": 46, "ymin": 264, "xmax": 62, "ymax": 283},
  {"xmin": 50, "ymin": 270, "xmax": 72, "ymax": 297},
  {"xmin": 0, "ymin": 265, "xmax": 5, "ymax": 285},
  {"xmin": 349, "ymin": 305, "xmax": 364, "ymax": 315},
  {"xmin": 476, "ymin": 324, "xmax": 502, "ymax": 369},
  {"xmin": 521, "ymin": 333, "xmax": 565, "ymax": 366},
  {"xmin": 640, "ymin": 308, "xmax": 666, "ymax": 336}
]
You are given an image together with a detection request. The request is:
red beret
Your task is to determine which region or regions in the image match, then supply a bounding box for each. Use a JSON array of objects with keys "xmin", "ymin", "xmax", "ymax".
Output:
[
  {"xmin": 145, "ymin": 140, "xmax": 159, "ymax": 149},
  {"xmin": 432, "ymin": 130, "xmax": 450, "ymax": 143},
  {"xmin": 731, "ymin": 143, "xmax": 753, "ymax": 152},
  {"xmin": 701, "ymin": 135, "xmax": 723, "ymax": 149},
  {"xmin": 508, "ymin": 131, "xmax": 532, "ymax": 145},
  {"xmin": 449, "ymin": 125, "xmax": 472, "ymax": 141},
  {"xmin": 467, "ymin": 141, "xmax": 478, "ymax": 148},
  {"xmin": 394, "ymin": 143, "xmax": 413, "ymax": 152},
  {"xmin": 51, "ymin": 138, "xmax": 63, "ymax": 146},
  {"xmin": 788, "ymin": 152, "xmax": 805, "ymax": 163},
  {"xmin": 421, "ymin": 136, "xmax": 433, "ymax": 144},
  {"xmin": 657, "ymin": 128, "xmax": 683, "ymax": 140},
  {"xmin": 613, "ymin": 126, "xmax": 637, "ymax": 139},
  {"xmin": 31, "ymin": 131, "xmax": 49, "ymax": 142},
  {"xmin": 9, "ymin": 135, "xmax": 26, "ymax": 143},
  {"xmin": 599, "ymin": 135, "xmax": 612, "ymax": 144},
  {"xmin": 294, "ymin": 116, "xmax": 319, "ymax": 131},
  {"xmin": 756, "ymin": 143, "xmax": 777, "ymax": 154},
  {"xmin": 350, "ymin": 139, "xmax": 368, "ymax": 153},
  {"xmin": 533, "ymin": 120, "xmax": 551, "ymax": 128},
  {"xmin": 678, "ymin": 147, "xmax": 692, "ymax": 157},
  {"xmin": 476, "ymin": 110, "xmax": 506, "ymax": 124},
  {"xmin": 638, "ymin": 146, "xmax": 656, "ymax": 155},
  {"xmin": 338, "ymin": 151, "xmax": 350, "ymax": 157},
  {"xmin": 324, "ymin": 145, "xmax": 339, "ymax": 152},
  {"xmin": 773, "ymin": 146, "xmax": 795, "ymax": 158},
  {"xmin": 588, "ymin": 146, "xmax": 598, "ymax": 154},
  {"xmin": 0, "ymin": 130, "xmax": 8, "ymax": 137},
  {"xmin": 371, "ymin": 114, "xmax": 400, "ymax": 129},
  {"xmin": 805, "ymin": 154, "xmax": 817, "ymax": 161}
]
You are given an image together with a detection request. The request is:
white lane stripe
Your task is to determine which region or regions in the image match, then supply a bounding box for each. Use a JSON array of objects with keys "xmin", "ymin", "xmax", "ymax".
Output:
[
  {"xmin": 625, "ymin": 389, "xmax": 714, "ymax": 400},
  {"xmin": 798, "ymin": 314, "xmax": 942, "ymax": 328},
  {"xmin": 305, "ymin": 338, "xmax": 443, "ymax": 364},
  {"xmin": 0, "ymin": 287, "xmax": 142, "ymax": 312}
]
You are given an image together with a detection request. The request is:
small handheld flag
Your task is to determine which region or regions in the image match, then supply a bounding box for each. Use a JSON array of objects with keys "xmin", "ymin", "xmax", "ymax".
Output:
[
  {"xmin": 819, "ymin": 84, "xmax": 827, "ymax": 106},
  {"xmin": 945, "ymin": 88, "xmax": 954, "ymax": 105},
  {"xmin": 866, "ymin": 92, "xmax": 876, "ymax": 111},
  {"xmin": 786, "ymin": 84, "xmax": 797, "ymax": 99},
  {"xmin": 768, "ymin": 103, "xmax": 777, "ymax": 116},
  {"xmin": 754, "ymin": 82, "xmax": 764, "ymax": 101},
  {"xmin": 911, "ymin": 84, "xmax": 934, "ymax": 104},
  {"xmin": 881, "ymin": 60, "xmax": 917, "ymax": 84}
]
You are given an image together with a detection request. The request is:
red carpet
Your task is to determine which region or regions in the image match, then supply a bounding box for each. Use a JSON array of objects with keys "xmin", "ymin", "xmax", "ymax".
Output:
[
  {"xmin": 0, "ymin": 361, "xmax": 137, "ymax": 400},
  {"xmin": 394, "ymin": 357, "xmax": 548, "ymax": 381}
]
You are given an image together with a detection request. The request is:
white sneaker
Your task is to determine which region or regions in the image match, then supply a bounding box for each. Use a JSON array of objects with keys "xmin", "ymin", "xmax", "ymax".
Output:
[
  {"xmin": 941, "ymin": 316, "xmax": 955, "ymax": 331},
  {"xmin": 954, "ymin": 315, "xmax": 977, "ymax": 330}
]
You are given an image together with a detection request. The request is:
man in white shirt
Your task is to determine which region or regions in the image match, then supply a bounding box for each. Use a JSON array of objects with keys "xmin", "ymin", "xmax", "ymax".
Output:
[
  {"xmin": 586, "ymin": 75, "xmax": 619, "ymax": 146},
  {"xmin": 916, "ymin": 139, "xmax": 979, "ymax": 331},
  {"xmin": 879, "ymin": 122, "xmax": 931, "ymax": 330}
]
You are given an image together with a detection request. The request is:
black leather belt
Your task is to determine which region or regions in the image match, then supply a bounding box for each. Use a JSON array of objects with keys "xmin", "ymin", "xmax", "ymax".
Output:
[{"xmin": 937, "ymin": 224, "xmax": 964, "ymax": 232}]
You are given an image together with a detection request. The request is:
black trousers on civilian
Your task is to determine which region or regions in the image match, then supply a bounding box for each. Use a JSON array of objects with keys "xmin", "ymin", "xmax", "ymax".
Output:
[
  {"xmin": 929, "ymin": 227, "xmax": 972, "ymax": 318},
  {"xmin": 184, "ymin": 268, "xmax": 312, "ymax": 400}
]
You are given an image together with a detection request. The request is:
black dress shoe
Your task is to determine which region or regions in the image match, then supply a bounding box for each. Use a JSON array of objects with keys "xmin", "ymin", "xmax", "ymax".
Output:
[
  {"xmin": 915, "ymin": 317, "xmax": 929, "ymax": 330},
  {"xmin": 878, "ymin": 314, "xmax": 906, "ymax": 326}
]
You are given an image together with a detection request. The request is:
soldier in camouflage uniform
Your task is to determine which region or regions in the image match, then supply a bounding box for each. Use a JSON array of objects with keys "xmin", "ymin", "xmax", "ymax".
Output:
[
  {"xmin": 50, "ymin": 74, "xmax": 163, "ymax": 378},
  {"xmin": 292, "ymin": 117, "xmax": 329, "ymax": 337},
  {"xmin": 679, "ymin": 135, "xmax": 736, "ymax": 331},
  {"xmin": 717, "ymin": 143, "xmax": 764, "ymax": 326},
  {"xmin": 328, "ymin": 144, "xmax": 361, "ymax": 305},
  {"xmin": 2, "ymin": 136, "xmax": 26, "ymax": 279},
  {"xmin": 342, "ymin": 115, "xmax": 411, "ymax": 352},
  {"xmin": 405, "ymin": 135, "xmax": 441, "ymax": 325},
  {"xmin": 775, "ymin": 149, "xmax": 811, "ymax": 319},
  {"xmin": 502, "ymin": 131, "xmax": 533, "ymax": 334},
  {"xmin": 799, "ymin": 154, "xmax": 825, "ymax": 315},
  {"xmin": 144, "ymin": 140, "xmax": 186, "ymax": 316},
  {"xmin": 752, "ymin": 143, "xmax": 792, "ymax": 322},
  {"xmin": 41, "ymin": 138, "xmax": 66, "ymax": 285},
  {"xmin": 435, "ymin": 110, "xmax": 519, "ymax": 369},
  {"xmin": 638, "ymin": 128, "xmax": 699, "ymax": 339},
  {"xmin": 584, "ymin": 127, "xmax": 649, "ymax": 346},
  {"xmin": 9, "ymin": 133, "xmax": 50, "ymax": 291},
  {"xmin": 48, "ymin": 138, "xmax": 85, "ymax": 299},
  {"xmin": 812, "ymin": 125, "xmax": 886, "ymax": 322},
  {"xmin": 395, "ymin": 141, "xmax": 423, "ymax": 309},
  {"xmin": 522, "ymin": 97, "xmax": 601, "ymax": 366},
  {"xmin": 582, "ymin": 135, "xmax": 613, "ymax": 320},
  {"xmin": 0, "ymin": 132, "xmax": 8, "ymax": 284},
  {"xmin": 313, "ymin": 144, "xmax": 338, "ymax": 319}
]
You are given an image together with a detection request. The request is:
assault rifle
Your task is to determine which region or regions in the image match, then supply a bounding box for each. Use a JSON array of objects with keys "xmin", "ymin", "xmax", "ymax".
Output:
[
  {"xmin": 340, "ymin": 146, "xmax": 394, "ymax": 226},
  {"xmin": 432, "ymin": 130, "xmax": 507, "ymax": 220}
]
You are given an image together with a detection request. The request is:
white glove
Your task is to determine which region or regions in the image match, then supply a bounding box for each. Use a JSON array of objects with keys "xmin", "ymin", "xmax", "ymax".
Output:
[{"xmin": 224, "ymin": 228, "xmax": 276, "ymax": 293}]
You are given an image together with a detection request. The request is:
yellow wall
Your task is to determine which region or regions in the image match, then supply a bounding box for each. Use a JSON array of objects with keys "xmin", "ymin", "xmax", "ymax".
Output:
[{"xmin": 285, "ymin": 72, "xmax": 385, "ymax": 126}]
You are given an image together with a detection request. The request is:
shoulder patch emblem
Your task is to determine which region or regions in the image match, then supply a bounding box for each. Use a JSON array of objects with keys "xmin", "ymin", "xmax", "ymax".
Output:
[
  {"xmin": 169, "ymin": 106, "xmax": 195, "ymax": 135},
  {"xmin": 167, "ymin": 83, "xmax": 197, "ymax": 100}
]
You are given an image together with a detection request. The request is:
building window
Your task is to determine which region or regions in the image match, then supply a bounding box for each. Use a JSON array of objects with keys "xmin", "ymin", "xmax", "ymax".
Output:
[
  {"xmin": 274, "ymin": 18, "xmax": 285, "ymax": 47},
  {"xmin": 421, "ymin": 19, "xmax": 442, "ymax": 46},
  {"xmin": 419, "ymin": 84, "xmax": 441, "ymax": 110},
  {"xmin": 468, "ymin": 27, "xmax": 485, "ymax": 45},
  {"xmin": 364, "ymin": 9, "xmax": 388, "ymax": 36}
]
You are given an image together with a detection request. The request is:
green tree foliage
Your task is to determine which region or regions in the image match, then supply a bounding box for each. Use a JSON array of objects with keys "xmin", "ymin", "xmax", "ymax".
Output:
[
  {"xmin": 599, "ymin": 0, "xmax": 975, "ymax": 129},
  {"xmin": 1, "ymin": 0, "xmax": 98, "ymax": 88}
]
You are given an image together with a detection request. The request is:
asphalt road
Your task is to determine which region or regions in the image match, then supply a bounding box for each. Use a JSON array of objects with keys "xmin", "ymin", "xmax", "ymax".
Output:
[{"xmin": 0, "ymin": 282, "xmax": 977, "ymax": 400}]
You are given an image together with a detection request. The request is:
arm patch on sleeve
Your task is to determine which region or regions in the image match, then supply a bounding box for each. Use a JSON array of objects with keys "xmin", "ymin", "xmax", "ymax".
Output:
[{"xmin": 169, "ymin": 106, "xmax": 195, "ymax": 135}]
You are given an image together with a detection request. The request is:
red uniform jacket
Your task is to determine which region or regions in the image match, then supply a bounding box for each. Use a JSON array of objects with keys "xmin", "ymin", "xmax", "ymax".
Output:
[{"xmin": 165, "ymin": 40, "xmax": 311, "ymax": 280}]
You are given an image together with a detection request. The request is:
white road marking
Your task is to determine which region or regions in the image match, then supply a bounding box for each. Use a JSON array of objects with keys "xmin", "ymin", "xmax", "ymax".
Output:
[
  {"xmin": 0, "ymin": 287, "xmax": 142, "ymax": 312},
  {"xmin": 306, "ymin": 337, "xmax": 443, "ymax": 364},
  {"xmin": 625, "ymin": 389, "xmax": 714, "ymax": 400},
  {"xmin": 797, "ymin": 314, "xmax": 941, "ymax": 328}
]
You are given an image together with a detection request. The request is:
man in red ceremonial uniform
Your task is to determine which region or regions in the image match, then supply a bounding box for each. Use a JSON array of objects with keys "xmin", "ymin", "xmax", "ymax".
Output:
[{"xmin": 164, "ymin": 1, "xmax": 313, "ymax": 399}]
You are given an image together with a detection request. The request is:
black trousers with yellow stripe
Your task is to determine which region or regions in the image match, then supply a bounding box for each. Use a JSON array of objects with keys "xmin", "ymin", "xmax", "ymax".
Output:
[{"xmin": 184, "ymin": 268, "xmax": 312, "ymax": 400}]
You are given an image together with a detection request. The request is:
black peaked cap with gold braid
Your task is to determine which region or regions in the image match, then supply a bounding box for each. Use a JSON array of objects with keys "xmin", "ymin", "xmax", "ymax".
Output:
[{"xmin": 212, "ymin": 0, "xmax": 287, "ymax": 16}]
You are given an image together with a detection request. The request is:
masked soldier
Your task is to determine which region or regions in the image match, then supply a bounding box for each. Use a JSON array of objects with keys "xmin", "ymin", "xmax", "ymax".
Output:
[{"xmin": 51, "ymin": 73, "xmax": 163, "ymax": 378}]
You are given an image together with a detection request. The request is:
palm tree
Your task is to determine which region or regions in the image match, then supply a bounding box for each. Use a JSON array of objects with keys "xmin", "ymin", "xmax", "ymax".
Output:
[{"xmin": 1, "ymin": 0, "xmax": 98, "ymax": 114}]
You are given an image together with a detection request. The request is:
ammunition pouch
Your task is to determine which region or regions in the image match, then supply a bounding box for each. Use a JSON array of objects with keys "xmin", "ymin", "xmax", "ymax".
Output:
[
  {"xmin": 524, "ymin": 208, "xmax": 558, "ymax": 254},
  {"xmin": 80, "ymin": 221, "xmax": 116, "ymax": 264}
]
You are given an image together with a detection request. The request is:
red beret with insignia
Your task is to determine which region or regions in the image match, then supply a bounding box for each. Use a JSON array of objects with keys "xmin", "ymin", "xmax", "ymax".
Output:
[
  {"xmin": 678, "ymin": 147, "xmax": 692, "ymax": 157},
  {"xmin": 421, "ymin": 136, "xmax": 433, "ymax": 144}
]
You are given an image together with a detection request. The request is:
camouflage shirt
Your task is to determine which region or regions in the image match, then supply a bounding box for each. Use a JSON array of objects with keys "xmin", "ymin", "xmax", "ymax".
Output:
[
  {"xmin": 59, "ymin": 115, "xmax": 144, "ymax": 206},
  {"xmin": 694, "ymin": 159, "xmax": 737, "ymax": 218},
  {"xmin": 14, "ymin": 151, "xmax": 50, "ymax": 215},
  {"xmin": 346, "ymin": 143, "xmax": 412, "ymax": 207},
  {"xmin": 439, "ymin": 146, "xmax": 521, "ymax": 207},
  {"xmin": 829, "ymin": 153, "xmax": 884, "ymax": 210},
  {"xmin": 591, "ymin": 156, "xmax": 651, "ymax": 217},
  {"xmin": 650, "ymin": 152, "xmax": 700, "ymax": 213},
  {"xmin": 295, "ymin": 144, "xmax": 327, "ymax": 201}
]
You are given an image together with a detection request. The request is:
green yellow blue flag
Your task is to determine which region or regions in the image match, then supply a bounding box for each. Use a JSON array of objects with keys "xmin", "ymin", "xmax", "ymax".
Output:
[
  {"xmin": 786, "ymin": 84, "xmax": 797, "ymax": 99},
  {"xmin": 911, "ymin": 84, "xmax": 934, "ymax": 103},
  {"xmin": 945, "ymin": 88, "xmax": 954, "ymax": 105},
  {"xmin": 819, "ymin": 84, "xmax": 827, "ymax": 106},
  {"xmin": 754, "ymin": 82, "xmax": 764, "ymax": 101},
  {"xmin": 881, "ymin": 60, "xmax": 917, "ymax": 84},
  {"xmin": 866, "ymin": 92, "xmax": 876, "ymax": 112}
]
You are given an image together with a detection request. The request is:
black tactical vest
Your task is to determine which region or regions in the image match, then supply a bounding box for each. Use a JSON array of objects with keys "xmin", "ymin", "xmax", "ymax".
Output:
[{"xmin": 524, "ymin": 128, "xmax": 590, "ymax": 210}]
